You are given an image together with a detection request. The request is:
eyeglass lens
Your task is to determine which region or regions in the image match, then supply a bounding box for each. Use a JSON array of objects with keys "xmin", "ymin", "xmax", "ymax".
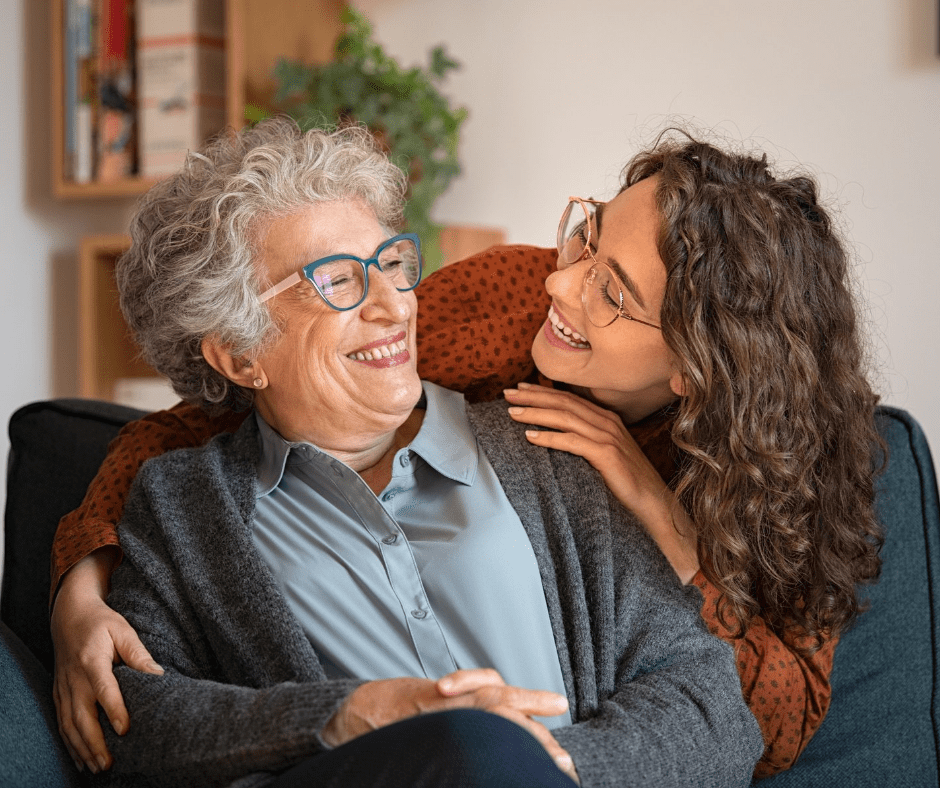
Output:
[
  {"xmin": 582, "ymin": 264, "xmax": 623, "ymax": 327},
  {"xmin": 308, "ymin": 237, "xmax": 421, "ymax": 309},
  {"xmin": 557, "ymin": 200, "xmax": 598, "ymax": 266}
]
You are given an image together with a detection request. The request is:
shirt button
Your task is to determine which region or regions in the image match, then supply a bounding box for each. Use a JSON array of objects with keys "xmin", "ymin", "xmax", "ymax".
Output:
[
  {"xmin": 411, "ymin": 609, "xmax": 427, "ymax": 620},
  {"xmin": 382, "ymin": 489, "xmax": 399, "ymax": 502},
  {"xmin": 399, "ymin": 454, "xmax": 409, "ymax": 467},
  {"xmin": 381, "ymin": 534, "xmax": 398, "ymax": 545}
]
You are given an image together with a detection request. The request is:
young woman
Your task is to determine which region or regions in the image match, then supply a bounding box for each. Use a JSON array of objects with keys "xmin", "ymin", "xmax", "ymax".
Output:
[{"xmin": 50, "ymin": 131, "xmax": 882, "ymax": 779}]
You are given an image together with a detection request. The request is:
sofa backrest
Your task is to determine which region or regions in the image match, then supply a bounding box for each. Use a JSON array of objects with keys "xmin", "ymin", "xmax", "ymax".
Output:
[{"xmin": 3, "ymin": 399, "xmax": 146, "ymax": 672}]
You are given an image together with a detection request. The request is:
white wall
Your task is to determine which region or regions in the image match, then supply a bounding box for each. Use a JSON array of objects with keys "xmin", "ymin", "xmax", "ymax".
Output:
[
  {"xmin": 2, "ymin": 0, "xmax": 938, "ymax": 577},
  {"xmin": 355, "ymin": 0, "xmax": 940, "ymax": 455}
]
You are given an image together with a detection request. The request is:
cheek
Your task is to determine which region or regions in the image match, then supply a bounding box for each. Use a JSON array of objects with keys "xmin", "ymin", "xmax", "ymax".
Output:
[{"xmin": 266, "ymin": 313, "xmax": 337, "ymax": 377}]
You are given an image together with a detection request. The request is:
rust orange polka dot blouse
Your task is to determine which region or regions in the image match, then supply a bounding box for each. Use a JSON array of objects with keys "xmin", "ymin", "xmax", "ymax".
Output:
[{"xmin": 51, "ymin": 244, "xmax": 834, "ymax": 777}]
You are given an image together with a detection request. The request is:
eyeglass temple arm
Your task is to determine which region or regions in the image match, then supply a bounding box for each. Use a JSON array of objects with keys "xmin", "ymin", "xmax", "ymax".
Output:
[{"xmin": 259, "ymin": 272, "xmax": 302, "ymax": 303}]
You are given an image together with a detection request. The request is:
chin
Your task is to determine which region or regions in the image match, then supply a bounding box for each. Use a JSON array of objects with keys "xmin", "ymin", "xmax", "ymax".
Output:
[
  {"xmin": 531, "ymin": 335, "xmax": 571, "ymax": 386},
  {"xmin": 387, "ymin": 371, "xmax": 424, "ymax": 412}
]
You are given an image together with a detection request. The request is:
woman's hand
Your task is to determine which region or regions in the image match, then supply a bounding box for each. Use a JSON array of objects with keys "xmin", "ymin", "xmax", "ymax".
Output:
[
  {"xmin": 505, "ymin": 383, "xmax": 699, "ymax": 583},
  {"xmin": 50, "ymin": 550, "xmax": 163, "ymax": 774},
  {"xmin": 323, "ymin": 668, "xmax": 577, "ymax": 782}
]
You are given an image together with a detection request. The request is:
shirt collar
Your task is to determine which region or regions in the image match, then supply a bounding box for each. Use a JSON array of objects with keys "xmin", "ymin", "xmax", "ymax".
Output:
[
  {"xmin": 409, "ymin": 381, "xmax": 478, "ymax": 486},
  {"xmin": 254, "ymin": 380, "xmax": 478, "ymax": 498}
]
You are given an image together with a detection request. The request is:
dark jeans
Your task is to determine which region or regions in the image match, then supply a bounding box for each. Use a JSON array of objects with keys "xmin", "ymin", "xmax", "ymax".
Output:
[{"xmin": 269, "ymin": 709, "xmax": 579, "ymax": 788}]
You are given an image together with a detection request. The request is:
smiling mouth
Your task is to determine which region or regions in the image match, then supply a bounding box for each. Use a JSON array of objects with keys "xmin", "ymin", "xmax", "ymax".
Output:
[
  {"xmin": 346, "ymin": 338, "xmax": 408, "ymax": 362},
  {"xmin": 547, "ymin": 305, "xmax": 591, "ymax": 349},
  {"xmin": 346, "ymin": 331, "xmax": 409, "ymax": 364}
]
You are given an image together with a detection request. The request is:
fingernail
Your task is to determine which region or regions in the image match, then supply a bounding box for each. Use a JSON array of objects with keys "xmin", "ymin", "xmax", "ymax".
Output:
[
  {"xmin": 112, "ymin": 718, "xmax": 126, "ymax": 736},
  {"xmin": 555, "ymin": 696, "xmax": 569, "ymax": 710},
  {"xmin": 525, "ymin": 430, "xmax": 539, "ymax": 438},
  {"xmin": 149, "ymin": 661, "xmax": 165, "ymax": 674},
  {"xmin": 507, "ymin": 407, "xmax": 523, "ymax": 415},
  {"xmin": 503, "ymin": 388, "xmax": 518, "ymax": 396},
  {"xmin": 556, "ymin": 754, "xmax": 573, "ymax": 770},
  {"xmin": 97, "ymin": 756, "xmax": 109, "ymax": 773},
  {"xmin": 517, "ymin": 381, "xmax": 533, "ymax": 388},
  {"xmin": 438, "ymin": 678, "xmax": 453, "ymax": 692}
]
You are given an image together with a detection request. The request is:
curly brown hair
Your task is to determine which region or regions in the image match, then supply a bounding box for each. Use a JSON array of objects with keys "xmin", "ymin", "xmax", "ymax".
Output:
[{"xmin": 623, "ymin": 133, "xmax": 884, "ymax": 652}]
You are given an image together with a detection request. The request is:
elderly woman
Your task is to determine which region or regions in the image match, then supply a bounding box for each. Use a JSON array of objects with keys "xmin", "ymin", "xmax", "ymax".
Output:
[{"xmin": 58, "ymin": 117, "xmax": 760, "ymax": 787}]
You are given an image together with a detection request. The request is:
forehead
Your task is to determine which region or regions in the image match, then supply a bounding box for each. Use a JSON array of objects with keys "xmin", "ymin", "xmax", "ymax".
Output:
[
  {"xmin": 596, "ymin": 177, "xmax": 666, "ymax": 305},
  {"xmin": 256, "ymin": 200, "xmax": 385, "ymax": 283}
]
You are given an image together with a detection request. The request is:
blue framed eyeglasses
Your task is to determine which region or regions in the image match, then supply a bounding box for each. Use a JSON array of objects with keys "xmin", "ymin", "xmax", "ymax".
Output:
[{"xmin": 258, "ymin": 233, "xmax": 423, "ymax": 311}]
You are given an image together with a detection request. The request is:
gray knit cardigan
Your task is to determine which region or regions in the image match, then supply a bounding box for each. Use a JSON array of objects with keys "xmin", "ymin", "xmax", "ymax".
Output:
[{"xmin": 102, "ymin": 400, "xmax": 763, "ymax": 788}]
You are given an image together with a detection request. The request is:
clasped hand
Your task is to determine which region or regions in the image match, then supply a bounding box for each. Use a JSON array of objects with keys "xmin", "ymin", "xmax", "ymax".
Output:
[
  {"xmin": 51, "ymin": 550, "xmax": 163, "ymax": 774},
  {"xmin": 322, "ymin": 668, "xmax": 577, "ymax": 782}
]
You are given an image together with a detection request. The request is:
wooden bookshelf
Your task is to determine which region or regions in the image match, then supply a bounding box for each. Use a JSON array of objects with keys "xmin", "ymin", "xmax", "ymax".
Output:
[
  {"xmin": 52, "ymin": 0, "xmax": 343, "ymax": 198},
  {"xmin": 78, "ymin": 234, "xmax": 148, "ymax": 399}
]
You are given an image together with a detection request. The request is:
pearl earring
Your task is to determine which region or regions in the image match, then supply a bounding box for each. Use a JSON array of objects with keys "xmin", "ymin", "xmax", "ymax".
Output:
[{"xmin": 253, "ymin": 378, "xmax": 264, "ymax": 388}]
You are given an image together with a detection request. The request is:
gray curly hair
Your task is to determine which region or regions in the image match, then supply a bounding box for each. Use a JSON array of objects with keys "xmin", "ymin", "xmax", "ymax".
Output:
[{"xmin": 116, "ymin": 116, "xmax": 408, "ymax": 412}]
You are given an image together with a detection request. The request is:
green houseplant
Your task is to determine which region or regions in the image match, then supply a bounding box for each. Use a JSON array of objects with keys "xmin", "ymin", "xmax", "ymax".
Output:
[{"xmin": 248, "ymin": 6, "xmax": 468, "ymax": 273}]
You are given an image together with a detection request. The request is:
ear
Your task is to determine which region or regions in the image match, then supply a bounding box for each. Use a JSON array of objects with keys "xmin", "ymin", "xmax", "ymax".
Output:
[
  {"xmin": 668, "ymin": 370, "xmax": 686, "ymax": 398},
  {"xmin": 201, "ymin": 337, "xmax": 266, "ymax": 389}
]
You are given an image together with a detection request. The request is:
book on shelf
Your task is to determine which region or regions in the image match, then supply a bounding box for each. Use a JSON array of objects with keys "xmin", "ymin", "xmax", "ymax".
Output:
[
  {"xmin": 61, "ymin": 0, "xmax": 226, "ymax": 186},
  {"xmin": 137, "ymin": 0, "xmax": 226, "ymax": 178},
  {"xmin": 96, "ymin": 0, "xmax": 137, "ymax": 181},
  {"xmin": 66, "ymin": 0, "xmax": 97, "ymax": 183}
]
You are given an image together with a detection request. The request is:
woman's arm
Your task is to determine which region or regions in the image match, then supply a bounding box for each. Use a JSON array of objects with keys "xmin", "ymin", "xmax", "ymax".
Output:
[
  {"xmin": 50, "ymin": 547, "xmax": 164, "ymax": 773},
  {"xmin": 49, "ymin": 401, "xmax": 243, "ymax": 771},
  {"xmin": 693, "ymin": 573, "xmax": 837, "ymax": 778},
  {"xmin": 50, "ymin": 402, "xmax": 245, "ymax": 600},
  {"xmin": 416, "ymin": 244, "xmax": 554, "ymax": 402}
]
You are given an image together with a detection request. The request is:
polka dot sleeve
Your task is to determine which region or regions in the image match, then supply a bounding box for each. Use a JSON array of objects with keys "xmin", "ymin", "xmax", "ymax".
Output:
[
  {"xmin": 415, "ymin": 245, "xmax": 556, "ymax": 400},
  {"xmin": 49, "ymin": 403, "xmax": 246, "ymax": 604},
  {"xmin": 692, "ymin": 570, "xmax": 838, "ymax": 777}
]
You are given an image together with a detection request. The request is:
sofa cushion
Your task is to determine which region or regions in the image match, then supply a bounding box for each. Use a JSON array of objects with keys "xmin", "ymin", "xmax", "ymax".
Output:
[
  {"xmin": 0, "ymin": 620, "xmax": 83, "ymax": 787},
  {"xmin": 2, "ymin": 399, "xmax": 145, "ymax": 672},
  {"xmin": 761, "ymin": 406, "xmax": 940, "ymax": 786}
]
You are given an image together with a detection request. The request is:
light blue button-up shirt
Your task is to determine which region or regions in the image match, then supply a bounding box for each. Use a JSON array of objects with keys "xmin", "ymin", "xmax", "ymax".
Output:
[{"xmin": 251, "ymin": 381, "xmax": 570, "ymax": 727}]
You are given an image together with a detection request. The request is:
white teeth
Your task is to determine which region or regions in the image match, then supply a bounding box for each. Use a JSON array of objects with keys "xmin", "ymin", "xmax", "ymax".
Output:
[
  {"xmin": 547, "ymin": 306, "xmax": 590, "ymax": 348},
  {"xmin": 347, "ymin": 339, "xmax": 408, "ymax": 361}
]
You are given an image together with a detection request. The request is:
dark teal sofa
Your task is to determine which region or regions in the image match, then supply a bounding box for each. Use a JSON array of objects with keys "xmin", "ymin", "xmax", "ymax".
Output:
[{"xmin": 3, "ymin": 399, "xmax": 939, "ymax": 787}]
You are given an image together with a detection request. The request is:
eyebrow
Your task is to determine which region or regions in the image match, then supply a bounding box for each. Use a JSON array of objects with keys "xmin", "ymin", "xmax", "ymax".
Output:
[
  {"xmin": 605, "ymin": 257, "xmax": 647, "ymax": 311},
  {"xmin": 594, "ymin": 202, "xmax": 605, "ymax": 236}
]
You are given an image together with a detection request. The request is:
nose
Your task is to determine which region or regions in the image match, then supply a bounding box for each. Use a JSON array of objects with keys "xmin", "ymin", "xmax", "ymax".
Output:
[
  {"xmin": 545, "ymin": 258, "xmax": 584, "ymax": 306},
  {"xmin": 359, "ymin": 267, "xmax": 413, "ymax": 323}
]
